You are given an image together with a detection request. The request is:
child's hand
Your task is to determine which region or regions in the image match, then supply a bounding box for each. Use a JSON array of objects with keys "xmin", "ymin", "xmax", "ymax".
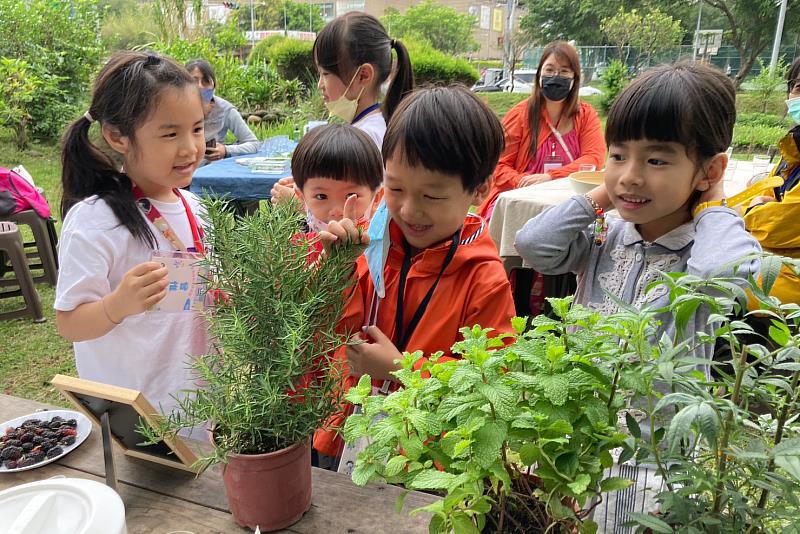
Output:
[
  {"xmin": 697, "ymin": 178, "xmax": 726, "ymax": 204},
  {"xmin": 205, "ymin": 144, "xmax": 226, "ymax": 161},
  {"xmin": 345, "ymin": 326, "xmax": 402, "ymax": 381},
  {"xmin": 318, "ymin": 194, "xmax": 370, "ymax": 254},
  {"xmin": 106, "ymin": 262, "xmax": 168, "ymax": 321},
  {"xmin": 587, "ymin": 184, "xmax": 613, "ymax": 210},
  {"xmin": 749, "ymin": 195, "xmax": 775, "ymax": 208},
  {"xmin": 518, "ymin": 173, "xmax": 552, "ymax": 187},
  {"xmin": 270, "ymin": 176, "xmax": 296, "ymax": 205}
]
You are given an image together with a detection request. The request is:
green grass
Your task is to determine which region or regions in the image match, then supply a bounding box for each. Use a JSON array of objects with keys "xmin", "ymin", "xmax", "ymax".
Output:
[{"xmin": 0, "ymin": 131, "xmax": 74, "ymax": 406}]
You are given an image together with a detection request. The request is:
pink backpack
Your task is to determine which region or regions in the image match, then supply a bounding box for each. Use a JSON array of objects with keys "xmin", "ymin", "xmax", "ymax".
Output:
[{"xmin": 0, "ymin": 167, "xmax": 51, "ymax": 219}]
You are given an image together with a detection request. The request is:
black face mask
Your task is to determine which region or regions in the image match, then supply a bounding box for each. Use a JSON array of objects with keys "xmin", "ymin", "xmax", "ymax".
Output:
[{"xmin": 540, "ymin": 75, "xmax": 572, "ymax": 102}]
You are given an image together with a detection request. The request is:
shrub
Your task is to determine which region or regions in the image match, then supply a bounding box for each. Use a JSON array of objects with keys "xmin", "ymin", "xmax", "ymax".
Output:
[
  {"xmin": 101, "ymin": 0, "xmax": 160, "ymax": 50},
  {"xmin": 269, "ymin": 38, "xmax": 316, "ymax": 89},
  {"xmin": 248, "ymin": 34, "xmax": 289, "ymax": 65},
  {"xmin": 749, "ymin": 57, "xmax": 789, "ymax": 114},
  {"xmin": 600, "ymin": 59, "xmax": 629, "ymax": 113},
  {"xmin": 732, "ymin": 123, "xmax": 787, "ymax": 151},
  {"xmin": 0, "ymin": 58, "xmax": 41, "ymax": 149},
  {"xmin": 406, "ymin": 41, "xmax": 479, "ymax": 87},
  {"xmin": 0, "ymin": 0, "xmax": 104, "ymax": 141}
]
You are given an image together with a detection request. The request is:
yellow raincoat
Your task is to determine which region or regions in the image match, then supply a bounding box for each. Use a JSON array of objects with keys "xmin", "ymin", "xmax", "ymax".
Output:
[{"xmin": 744, "ymin": 126, "xmax": 800, "ymax": 305}]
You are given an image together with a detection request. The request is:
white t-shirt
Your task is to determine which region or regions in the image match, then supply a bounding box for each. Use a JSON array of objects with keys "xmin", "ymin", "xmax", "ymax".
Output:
[
  {"xmin": 354, "ymin": 112, "xmax": 386, "ymax": 150},
  {"xmin": 55, "ymin": 192, "xmax": 209, "ymax": 415}
]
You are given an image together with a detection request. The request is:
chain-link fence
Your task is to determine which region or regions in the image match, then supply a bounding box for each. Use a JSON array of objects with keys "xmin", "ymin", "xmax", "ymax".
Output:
[{"xmin": 523, "ymin": 45, "xmax": 800, "ymax": 83}]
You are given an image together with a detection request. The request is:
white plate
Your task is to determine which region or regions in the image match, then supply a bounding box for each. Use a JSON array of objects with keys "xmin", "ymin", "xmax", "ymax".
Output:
[{"xmin": 0, "ymin": 410, "xmax": 92, "ymax": 473}]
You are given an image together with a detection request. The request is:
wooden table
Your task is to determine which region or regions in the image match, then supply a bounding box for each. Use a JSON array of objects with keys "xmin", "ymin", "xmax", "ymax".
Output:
[
  {"xmin": 488, "ymin": 160, "xmax": 757, "ymax": 268},
  {"xmin": 0, "ymin": 394, "xmax": 437, "ymax": 533}
]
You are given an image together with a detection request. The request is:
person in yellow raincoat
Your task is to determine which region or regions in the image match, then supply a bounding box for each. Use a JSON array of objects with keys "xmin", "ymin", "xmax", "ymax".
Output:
[{"xmin": 744, "ymin": 57, "xmax": 800, "ymax": 305}]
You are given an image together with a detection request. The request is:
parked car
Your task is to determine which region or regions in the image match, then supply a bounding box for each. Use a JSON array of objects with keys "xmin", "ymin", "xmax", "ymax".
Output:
[
  {"xmin": 471, "ymin": 67, "xmax": 504, "ymax": 92},
  {"xmin": 501, "ymin": 69, "xmax": 536, "ymax": 93}
]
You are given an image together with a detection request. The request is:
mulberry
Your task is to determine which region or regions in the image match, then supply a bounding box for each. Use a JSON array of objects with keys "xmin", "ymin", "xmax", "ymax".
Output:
[
  {"xmin": 1, "ymin": 446, "xmax": 23, "ymax": 461},
  {"xmin": 45, "ymin": 447, "xmax": 63, "ymax": 459}
]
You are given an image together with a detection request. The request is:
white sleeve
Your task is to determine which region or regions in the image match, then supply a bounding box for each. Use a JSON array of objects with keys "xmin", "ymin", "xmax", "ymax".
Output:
[{"xmin": 54, "ymin": 215, "xmax": 115, "ymax": 311}]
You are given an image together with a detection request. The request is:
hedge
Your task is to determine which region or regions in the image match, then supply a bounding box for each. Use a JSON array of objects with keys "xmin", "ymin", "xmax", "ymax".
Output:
[
  {"xmin": 406, "ymin": 41, "xmax": 479, "ymax": 87},
  {"xmin": 269, "ymin": 38, "xmax": 316, "ymax": 89}
]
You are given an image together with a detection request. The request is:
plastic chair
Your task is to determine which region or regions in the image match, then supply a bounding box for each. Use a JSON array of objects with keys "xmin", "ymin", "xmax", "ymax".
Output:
[
  {"xmin": 4, "ymin": 209, "xmax": 59, "ymax": 287},
  {"xmin": 0, "ymin": 221, "xmax": 45, "ymax": 323}
]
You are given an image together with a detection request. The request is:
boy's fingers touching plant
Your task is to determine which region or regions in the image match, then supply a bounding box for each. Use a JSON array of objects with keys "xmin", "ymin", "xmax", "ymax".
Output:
[
  {"xmin": 319, "ymin": 219, "xmax": 370, "ymax": 255},
  {"xmin": 344, "ymin": 326, "xmax": 402, "ymax": 381}
]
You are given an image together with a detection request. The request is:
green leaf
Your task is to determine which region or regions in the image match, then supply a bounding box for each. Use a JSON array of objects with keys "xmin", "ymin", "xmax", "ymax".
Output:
[
  {"xmin": 351, "ymin": 460, "xmax": 378, "ymax": 486},
  {"xmin": 384, "ymin": 455, "xmax": 409, "ymax": 477},
  {"xmin": 567, "ymin": 473, "xmax": 591, "ymax": 494},
  {"xmin": 452, "ymin": 512, "xmax": 480, "ymax": 534},
  {"xmin": 623, "ymin": 512, "xmax": 673, "ymax": 533},
  {"xmin": 769, "ymin": 325, "xmax": 791, "ymax": 347},
  {"xmin": 625, "ymin": 412, "xmax": 641, "ymax": 439},
  {"xmin": 584, "ymin": 398, "xmax": 610, "ymax": 429},
  {"xmin": 342, "ymin": 413, "xmax": 369, "ymax": 443},
  {"xmin": 666, "ymin": 403, "xmax": 700, "ymax": 452},
  {"xmin": 410, "ymin": 469, "xmax": 459, "ymax": 490},
  {"xmin": 429, "ymin": 514, "xmax": 447, "ymax": 534},
  {"xmin": 519, "ymin": 442, "xmax": 540, "ymax": 466},
  {"xmin": 395, "ymin": 490, "xmax": 409, "ymax": 515},
  {"xmin": 473, "ymin": 421, "xmax": 507, "ymax": 468},
  {"xmin": 599, "ymin": 476, "xmax": 633, "ymax": 493},
  {"xmin": 760, "ymin": 253, "xmax": 783, "ymax": 295},
  {"xmin": 538, "ymin": 374, "xmax": 569, "ymax": 406},
  {"xmin": 511, "ymin": 316, "xmax": 527, "ymax": 334},
  {"xmin": 773, "ymin": 438, "xmax": 800, "ymax": 483},
  {"xmin": 400, "ymin": 435, "xmax": 425, "ymax": 461},
  {"xmin": 477, "ymin": 382, "xmax": 516, "ymax": 419}
]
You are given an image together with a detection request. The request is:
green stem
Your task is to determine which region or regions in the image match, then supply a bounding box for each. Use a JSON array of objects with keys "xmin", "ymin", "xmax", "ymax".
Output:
[
  {"xmin": 756, "ymin": 369, "xmax": 800, "ymax": 510},
  {"xmin": 711, "ymin": 345, "xmax": 749, "ymax": 519},
  {"xmin": 646, "ymin": 390, "xmax": 675, "ymax": 493}
]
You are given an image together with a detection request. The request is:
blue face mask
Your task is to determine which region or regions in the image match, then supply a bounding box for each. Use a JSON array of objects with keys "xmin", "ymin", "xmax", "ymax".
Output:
[
  {"xmin": 787, "ymin": 96, "xmax": 800, "ymax": 124},
  {"xmin": 364, "ymin": 200, "xmax": 390, "ymax": 299},
  {"xmin": 200, "ymin": 88, "xmax": 214, "ymax": 105}
]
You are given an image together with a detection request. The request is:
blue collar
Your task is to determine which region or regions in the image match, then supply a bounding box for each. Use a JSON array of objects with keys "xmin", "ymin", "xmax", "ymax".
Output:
[{"xmin": 352, "ymin": 103, "xmax": 381, "ymax": 125}]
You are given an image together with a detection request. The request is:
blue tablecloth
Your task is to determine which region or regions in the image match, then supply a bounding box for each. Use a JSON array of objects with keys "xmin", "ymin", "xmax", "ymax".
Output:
[{"xmin": 190, "ymin": 137, "xmax": 298, "ymax": 201}]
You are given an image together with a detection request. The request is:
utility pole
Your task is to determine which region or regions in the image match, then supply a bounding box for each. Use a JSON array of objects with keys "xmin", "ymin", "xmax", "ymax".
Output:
[
  {"xmin": 503, "ymin": 0, "xmax": 515, "ymax": 79},
  {"xmin": 769, "ymin": 0, "xmax": 788, "ymax": 74},
  {"xmin": 692, "ymin": 0, "xmax": 702, "ymax": 61},
  {"xmin": 249, "ymin": 0, "xmax": 255, "ymax": 47}
]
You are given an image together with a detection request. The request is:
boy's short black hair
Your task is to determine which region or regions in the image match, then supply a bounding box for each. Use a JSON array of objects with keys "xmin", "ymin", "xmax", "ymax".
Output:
[
  {"xmin": 291, "ymin": 124, "xmax": 383, "ymax": 191},
  {"xmin": 788, "ymin": 56, "xmax": 800, "ymax": 93},
  {"xmin": 382, "ymin": 85, "xmax": 505, "ymax": 192},
  {"xmin": 606, "ymin": 61, "xmax": 736, "ymax": 163}
]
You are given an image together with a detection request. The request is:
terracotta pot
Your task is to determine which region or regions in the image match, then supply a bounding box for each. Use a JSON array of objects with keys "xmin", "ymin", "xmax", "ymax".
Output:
[{"xmin": 222, "ymin": 439, "xmax": 312, "ymax": 531}]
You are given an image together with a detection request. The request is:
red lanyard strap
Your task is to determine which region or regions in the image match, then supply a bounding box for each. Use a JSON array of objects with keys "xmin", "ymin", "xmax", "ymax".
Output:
[{"xmin": 132, "ymin": 185, "xmax": 205, "ymax": 254}]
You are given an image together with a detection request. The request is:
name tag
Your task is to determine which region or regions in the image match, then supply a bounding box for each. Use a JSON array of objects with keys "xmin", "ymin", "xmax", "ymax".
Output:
[{"xmin": 149, "ymin": 250, "xmax": 209, "ymax": 313}]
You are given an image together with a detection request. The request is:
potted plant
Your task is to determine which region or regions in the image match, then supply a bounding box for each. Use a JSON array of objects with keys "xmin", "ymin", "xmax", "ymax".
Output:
[
  {"xmin": 343, "ymin": 298, "xmax": 641, "ymax": 533},
  {"xmin": 619, "ymin": 255, "xmax": 800, "ymax": 532},
  {"xmin": 142, "ymin": 199, "xmax": 362, "ymax": 531}
]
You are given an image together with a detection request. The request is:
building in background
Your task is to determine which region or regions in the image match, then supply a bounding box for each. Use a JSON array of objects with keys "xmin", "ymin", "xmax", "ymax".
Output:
[{"xmin": 291, "ymin": 0, "xmax": 520, "ymax": 59}]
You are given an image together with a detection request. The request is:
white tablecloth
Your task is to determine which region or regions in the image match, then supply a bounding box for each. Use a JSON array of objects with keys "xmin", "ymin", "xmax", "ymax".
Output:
[{"xmin": 488, "ymin": 160, "xmax": 758, "ymax": 261}]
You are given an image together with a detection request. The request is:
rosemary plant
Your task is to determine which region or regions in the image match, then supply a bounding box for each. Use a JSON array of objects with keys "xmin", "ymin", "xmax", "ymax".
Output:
[{"xmin": 143, "ymin": 198, "xmax": 362, "ymax": 471}]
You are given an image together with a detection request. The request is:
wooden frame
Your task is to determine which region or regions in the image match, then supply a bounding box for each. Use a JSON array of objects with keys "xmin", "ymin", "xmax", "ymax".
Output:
[{"xmin": 51, "ymin": 374, "xmax": 199, "ymax": 473}]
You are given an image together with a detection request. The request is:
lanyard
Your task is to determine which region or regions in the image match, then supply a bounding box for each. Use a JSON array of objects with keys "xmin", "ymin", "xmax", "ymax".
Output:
[
  {"xmin": 394, "ymin": 228, "xmax": 461, "ymax": 353},
  {"xmin": 132, "ymin": 185, "xmax": 205, "ymax": 254},
  {"xmin": 352, "ymin": 103, "xmax": 381, "ymax": 125}
]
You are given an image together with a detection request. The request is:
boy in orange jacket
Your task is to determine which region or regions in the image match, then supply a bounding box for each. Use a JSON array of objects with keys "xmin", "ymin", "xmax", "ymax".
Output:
[{"xmin": 314, "ymin": 86, "xmax": 516, "ymax": 460}]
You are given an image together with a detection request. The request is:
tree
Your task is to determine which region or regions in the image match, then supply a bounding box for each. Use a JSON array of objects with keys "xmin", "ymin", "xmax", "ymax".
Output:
[
  {"xmin": 238, "ymin": 0, "xmax": 324, "ymax": 33},
  {"xmin": 0, "ymin": 59, "xmax": 40, "ymax": 149},
  {"xmin": 381, "ymin": 0, "xmax": 479, "ymax": 56},
  {"xmin": 704, "ymin": 0, "xmax": 800, "ymax": 89},
  {"xmin": 152, "ymin": 0, "xmax": 204, "ymax": 42},
  {"xmin": 519, "ymin": 0, "xmax": 618, "ymax": 45},
  {"xmin": 750, "ymin": 57, "xmax": 789, "ymax": 113},
  {"xmin": 601, "ymin": 7, "xmax": 684, "ymax": 69}
]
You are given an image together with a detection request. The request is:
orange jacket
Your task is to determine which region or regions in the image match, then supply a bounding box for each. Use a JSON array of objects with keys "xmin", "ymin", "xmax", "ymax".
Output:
[
  {"xmin": 478, "ymin": 99, "xmax": 606, "ymax": 217},
  {"xmin": 313, "ymin": 214, "xmax": 516, "ymax": 456}
]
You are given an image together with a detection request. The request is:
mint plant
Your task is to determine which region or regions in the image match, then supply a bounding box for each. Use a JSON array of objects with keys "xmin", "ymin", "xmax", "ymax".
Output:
[{"xmin": 344, "ymin": 298, "xmax": 641, "ymax": 533}]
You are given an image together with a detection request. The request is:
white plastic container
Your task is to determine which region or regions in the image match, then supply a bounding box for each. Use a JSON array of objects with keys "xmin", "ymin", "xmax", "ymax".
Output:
[{"xmin": 0, "ymin": 478, "xmax": 126, "ymax": 534}]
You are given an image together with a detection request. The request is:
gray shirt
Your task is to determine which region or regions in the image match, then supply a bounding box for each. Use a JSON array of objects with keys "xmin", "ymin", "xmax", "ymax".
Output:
[
  {"xmin": 514, "ymin": 195, "xmax": 762, "ymax": 361},
  {"xmin": 204, "ymin": 96, "xmax": 260, "ymax": 158}
]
